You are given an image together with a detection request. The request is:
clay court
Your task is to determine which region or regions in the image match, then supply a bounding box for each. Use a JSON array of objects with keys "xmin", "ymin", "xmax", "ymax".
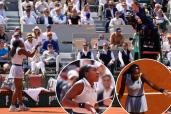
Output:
[
  {"xmin": 116, "ymin": 59, "xmax": 171, "ymax": 114},
  {"xmin": 0, "ymin": 107, "xmax": 126, "ymax": 114}
]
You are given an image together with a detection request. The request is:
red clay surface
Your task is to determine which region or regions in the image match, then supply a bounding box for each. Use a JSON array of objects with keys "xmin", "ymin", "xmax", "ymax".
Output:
[
  {"xmin": 116, "ymin": 59, "xmax": 171, "ymax": 114},
  {"xmin": 0, "ymin": 107, "xmax": 126, "ymax": 114}
]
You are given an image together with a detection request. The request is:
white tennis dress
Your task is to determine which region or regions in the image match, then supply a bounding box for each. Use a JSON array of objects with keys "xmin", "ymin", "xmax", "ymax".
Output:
[
  {"xmin": 125, "ymin": 74, "xmax": 148, "ymax": 113},
  {"xmin": 9, "ymin": 47, "xmax": 26, "ymax": 78},
  {"xmin": 72, "ymin": 78, "xmax": 97, "ymax": 114}
]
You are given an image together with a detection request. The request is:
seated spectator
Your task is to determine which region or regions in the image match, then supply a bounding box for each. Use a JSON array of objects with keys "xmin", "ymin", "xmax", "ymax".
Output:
[
  {"xmin": 35, "ymin": 0, "xmax": 49, "ymax": 15},
  {"xmin": 77, "ymin": 42, "xmax": 94, "ymax": 60},
  {"xmin": 72, "ymin": 0, "xmax": 87, "ymax": 13},
  {"xmin": 0, "ymin": 25, "xmax": 9, "ymax": 43},
  {"xmin": 60, "ymin": 70, "xmax": 79, "ymax": 100},
  {"xmin": 20, "ymin": 6, "xmax": 37, "ymax": 25},
  {"xmin": 98, "ymin": 0, "xmax": 108, "ymax": 20},
  {"xmin": 13, "ymin": 27, "xmax": 23, "ymax": 39},
  {"xmin": 63, "ymin": 0, "xmax": 72, "ymax": 13},
  {"xmin": 30, "ymin": 50, "xmax": 46, "ymax": 75},
  {"xmin": 42, "ymin": 25, "xmax": 58, "ymax": 41},
  {"xmin": 22, "ymin": 0, "xmax": 33, "ymax": 11},
  {"xmin": 0, "ymin": 40, "xmax": 8, "ymax": 60},
  {"xmin": 104, "ymin": 1, "xmax": 117, "ymax": 33},
  {"xmin": 49, "ymin": 0, "xmax": 59, "ymax": 10},
  {"xmin": 109, "ymin": 11, "xmax": 125, "ymax": 28},
  {"xmin": 68, "ymin": 8, "xmax": 81, "ymax": 25},
  {"xmin": 80, "ymin": 12, "xmax": 94, "ymax": 25},
  {"xmin": 80, "ymin": 4, "xmax": 90, "ymax": 19},
  {"xmin": 116, "ymin": 0, "xmax": 125, "ymax": 11},
  {"xmin": 24, "ymin": 33, "xmax": 37, "ymax": 52},
  {"xmin": 152, "ymin": 3, "xmax": 162, "ymax": 17},
  {"xmin": 36, "ymin": 8, "xmax": 53, "ymax": 25},
  {"xmin": 153, "ymin": 9, "xmax": 167, "ymax": 30},
  {"xmin": 50, "ymin": 2, "xmax": 62, "ymax": 17},
  {"xmin": 166, "ymin": 36, "xmax": 171, "ymax": 67},
  {"xmin": 42, "ymin": 32, "xmax": 59, "ymax": 53},
  {"xmin": 42, "ymin": 44, "xmax": 58, "ymax": 67},
  {"xmin": 97, "ymin": 42, "xmax": 115, "ymax": 74},
  {"xmin": 97, "ymin": 74, "xmax": 114, "ymax": 107},
  {"xmin": 0, "ymin": 2, "xmax": 6, "ymax": 18},
  {"xmin": 32, "ymin": 26, "xmax": 46, "ymax": 45},
  {"xmin": 23, "ymin": 3, "xmax": 38, "ymax": 19},
  {"xmin": 163, "ymin": 34, "xmax": 171, "ymax": 52},
  {"xmin": 118, "ymin": 42, "xmax": 133, "ymax": 68},
  {"xmin": 97, "ymin": 34, "xmax": 110, "ymax": 49},
  {"xmin": 0, "ymin": 14, "xmax": 5, "ymax": 24},
  {"xmin": 52, "ymin": 7, "xmax": 67, "ymax": 24},
  {"xmin": 110, "ymin": 28, "xmax": 124, "ymax": 49},
  {"xmin": 65, "ymin": 4, "xmax": 73, "ymax": 18},
  {"xmin": 10, "ymin": 32, "xmax": 24, "ymax": 49}
]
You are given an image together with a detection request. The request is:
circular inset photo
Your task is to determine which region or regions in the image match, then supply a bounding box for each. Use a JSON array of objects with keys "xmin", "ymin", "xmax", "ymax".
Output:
[
  {"xmin": 56, "ymin": 59, "xmax": 115, "ymax": 114},
  {"xmin": 116, "ymin": 59, "xmax": 171, "ymax": 114}
]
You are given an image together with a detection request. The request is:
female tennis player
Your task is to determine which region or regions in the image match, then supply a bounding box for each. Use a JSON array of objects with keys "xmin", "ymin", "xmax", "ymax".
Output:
[
  {"xmin": 118, "ymin": 64, "xmax": 170, "ymax": 114},
  {"xmin": 9, "ymin": 39, "xmax": 39, "ymax": 112},
  {"xmin": 61, "ymin": 64, "xmax": 112, "ymax": 114}
]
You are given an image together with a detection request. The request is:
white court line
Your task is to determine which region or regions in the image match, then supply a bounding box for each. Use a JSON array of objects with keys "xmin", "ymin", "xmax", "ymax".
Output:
[{"xmin": 122, "ymin": 92, "xmax": 171, "ymax": 95}]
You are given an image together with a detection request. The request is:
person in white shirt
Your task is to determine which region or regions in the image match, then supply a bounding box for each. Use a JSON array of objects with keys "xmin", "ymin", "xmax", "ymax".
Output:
[
  {"xmin": 10, "ymin": 32, "xmax": 24, "ymax": 49},
  {"xmin": 164, "ymin": 34, "xmax": 171, "ymax": 67},
  {"xmin": 22, "ymin": 3, "xmax": 38, "ymax": 19},
  {"xmin": 22, "ymin": 0, "xmax": 33, "ymax": 10},
  {"xmin": 50, "ymin": 2, "xmax": 62, "ymax": 17},
  {"xmin": 24, "ymin": 33, "xmax": 37, "ymax": 52},
  {"xmin": 20, "ymin": 7, "xmax": 37, "ymax": 25},
  {"xmin": 42, "ymin": 44, "xmax": 59, "ymax": 68},
  {"xmin": 49, "ymin": 0, "xmax": 58, "ymax": 10},
  {"xmin": 98, "ymin": 0, "xmax": 107, "ymax": 20},
  {"xmin": 109, "ymin": 11, "xmax": 125, "ymax": 28},
  {"xmin": 32, "ymin": 26, "xmax": 46, "ymax": 45},
  {"xmin": 81, "ymin": 12, "xmax": 94, "ymax": 25},
  {"xmin": 77, "ymin": 42, "xmax": 94, "ymax": 60},
  {"xmin": 35, "ymin": 0, "xmax": 49, "ymax": 14},
  {"xmin": 61, "ymin": 64, "xmax": 100, "ymax": 114},
  {"xmin": 43, "ymin": 25, "xmax": 58, "ymax": 41},
  {"xmin": 52, "ymin": 7, "xmax": 67, "ymax": 24},
  {"xmin": 0, "ymin": 15, "xmax": 5, "ymax": 24},
  {"xmin": 0, "ymin": 2, "xmax": 6, "ymax": 18},
  {"xmin": 30, "ymin": 50, "xmax": 46, "ymax": 75},
  {"xmin": 80, "ymin": 4, "xmax": 90, "ymax": 19},
  {"xmin": 116, "ymin": 0, "xmax": 125, "ymax": 11},
  {"xmin": 118, "ymin": 42, "xmax": 133, "ymax": 68}
]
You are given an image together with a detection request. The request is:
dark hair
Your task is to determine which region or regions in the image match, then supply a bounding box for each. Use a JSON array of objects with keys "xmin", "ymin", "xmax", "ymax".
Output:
[
  {"xmin": 10, "ymin": 40, "xmax": 21, "ymax": 57},
  {"xmin": 123, "ymin": 64, "xmax": 139, "ymax": 75},
  {"xmin": 79, "ymin": 64, "xmax": 94, "ymax": 80}
]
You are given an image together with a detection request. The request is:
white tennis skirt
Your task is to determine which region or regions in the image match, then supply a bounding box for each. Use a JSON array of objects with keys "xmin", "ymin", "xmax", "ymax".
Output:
[
  {"xmin": 9, "ymin": 65, "xmax": 24, "ymax": 79},
  {"xmin": 125, "ymin": 95, "xmax": 148, "ymax": 113}
]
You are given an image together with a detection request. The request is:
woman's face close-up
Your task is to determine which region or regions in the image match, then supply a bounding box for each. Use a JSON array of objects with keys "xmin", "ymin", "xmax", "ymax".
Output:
[
  {"xmin": 87, "ymin": 67, "xmax": 99, "ymax": 82},
  {"xmin": 131, "ymin": 66, "xmax": 140, "ymax": 80}
]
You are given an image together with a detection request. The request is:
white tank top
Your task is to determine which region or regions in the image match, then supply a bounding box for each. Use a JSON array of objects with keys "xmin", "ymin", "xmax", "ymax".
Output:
[
  {"xmin": 126, "ymin": 74, "xmax": 145, "ymax": 96},
  {"xmin": 72, "ymin": 78, "xmax": 97, "ymax": 114},
  {"xmin": 12, "ymin": 47, "xmax": 26, "ymax": 65}
]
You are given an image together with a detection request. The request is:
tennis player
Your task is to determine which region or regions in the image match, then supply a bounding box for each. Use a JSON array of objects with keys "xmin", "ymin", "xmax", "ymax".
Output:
[
  {"xmin": 9, "ymin": 39, "xmax": 39, "ymax": 112},
  {"xmin": 61, "ymin": 64, "xmax": 112, "ymax": 114},
  {"xmin": 118, "ymin": 64, "xmax": 170, "ymax": 114}
]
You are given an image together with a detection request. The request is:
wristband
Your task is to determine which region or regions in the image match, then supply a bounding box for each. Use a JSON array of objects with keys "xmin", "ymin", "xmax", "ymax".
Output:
[
  {"xmin": 159, "ymin": 88, "xmax": 165, "ymax": 93},
  {"xmin": 79, "ymin": 103, "xmax": 85, "ymax": 108}
]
